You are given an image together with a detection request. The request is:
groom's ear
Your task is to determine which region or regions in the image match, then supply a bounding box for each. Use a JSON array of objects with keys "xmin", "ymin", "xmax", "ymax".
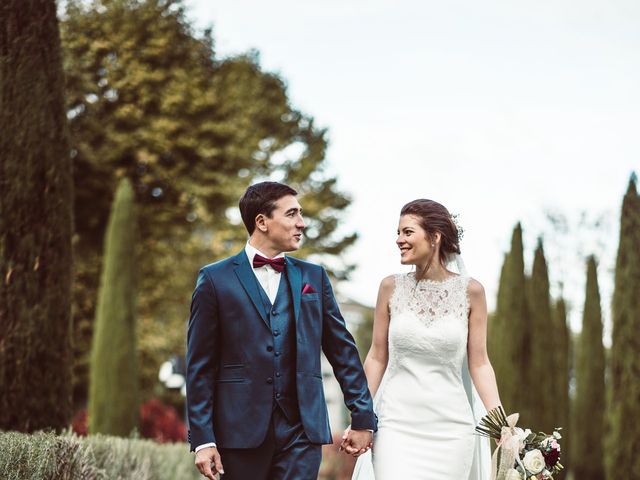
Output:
[{"xmin": 255, "ymin": 213, "xmax": 268, "ymax": 232}]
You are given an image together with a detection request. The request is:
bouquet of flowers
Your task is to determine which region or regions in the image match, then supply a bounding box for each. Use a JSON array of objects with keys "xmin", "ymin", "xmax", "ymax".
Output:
[{"xmin": 475, "ymin": 406, "xmax": 563, "ymax": 480}]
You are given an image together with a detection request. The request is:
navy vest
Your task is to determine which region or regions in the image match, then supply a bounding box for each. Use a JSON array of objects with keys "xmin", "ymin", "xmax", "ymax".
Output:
[{"xmin": 255, "ymin": 271, "xmax": 299, "ymax": 422}]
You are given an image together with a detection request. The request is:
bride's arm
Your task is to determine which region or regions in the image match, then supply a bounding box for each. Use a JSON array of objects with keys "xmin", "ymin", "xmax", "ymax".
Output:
[
  {"xmin": 467, "ymin": 278, "xmax": 502, "ymax": 411},
  {"xmin": 363, "ymin": 275, "xmax": 394, "ymax": 398}
]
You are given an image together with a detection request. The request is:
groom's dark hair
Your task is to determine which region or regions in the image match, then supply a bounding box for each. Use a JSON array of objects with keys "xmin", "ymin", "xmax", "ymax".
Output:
[{"xmin": 239, "ymin": 181, "xmax": 298, "ymax": 234}]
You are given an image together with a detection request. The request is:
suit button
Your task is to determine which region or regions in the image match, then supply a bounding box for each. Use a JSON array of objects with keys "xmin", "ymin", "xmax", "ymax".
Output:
[
  {"xmin": 276, "ymin": 372, "xmax": 281, "ymax": 377},
  {"xmin": 273, "ymin": 330, "xmax": 280, "ymax": 336},
  {"xmin": 271, "ymin": 310, "xmax": 278, "ymax": 316},
  {"xmin": 276, "ymin": 393, "xmax": 281, "ymax": 399},
  {"xmin": 266, "ymin": 346, "xmax": 273, "ymax": 352},
  {"xmin": 267, "ymin": 377, "xmax": 273, "ymax": 384},
  {"xmin": 275, "ymin": 351, "xmax": 281, "ymax": 357}
]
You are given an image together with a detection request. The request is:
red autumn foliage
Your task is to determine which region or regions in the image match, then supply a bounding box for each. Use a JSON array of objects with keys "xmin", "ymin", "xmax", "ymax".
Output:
[
  {"xmin": 71, "ymin": 409, "xmax": 88, "ymax": 436},
  {"xmin": 71, "ymin": 399, "xmax": 187, "ymax": 443},
  {"xmin": 140, "ymin": 398, "xmax": 186, "ymax": 443}
]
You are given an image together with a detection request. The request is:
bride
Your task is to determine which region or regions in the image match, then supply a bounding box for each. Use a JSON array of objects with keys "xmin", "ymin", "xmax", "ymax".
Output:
[{"xmin": 349, "ymin": 199, "xmax": 501, "ymax": 479}]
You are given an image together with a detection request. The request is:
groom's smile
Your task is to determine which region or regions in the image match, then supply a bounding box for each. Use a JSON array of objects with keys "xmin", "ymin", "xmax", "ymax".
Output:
[{"xmin": 262, "ymin": 194, "xmax": 306, "ymax": 253}]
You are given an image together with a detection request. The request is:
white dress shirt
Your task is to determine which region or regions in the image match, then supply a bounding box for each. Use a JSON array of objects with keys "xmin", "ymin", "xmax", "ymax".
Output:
[
  {"xmin": 244, "ymin": 242, "xmax": 285, "ymax": 304},
  {"xmin": 195, "ymin": 244, "xmax": 286, "ymax": 453}
]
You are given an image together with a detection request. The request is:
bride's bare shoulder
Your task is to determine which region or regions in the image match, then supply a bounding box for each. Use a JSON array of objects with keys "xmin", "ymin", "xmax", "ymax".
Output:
[
  {"xmin": 467, "ymin": 277, "xmax": 486, "ymax": 298},
  {"xmin": 378, "ymin": 274, "xmax": 398, "ymax": 296}
]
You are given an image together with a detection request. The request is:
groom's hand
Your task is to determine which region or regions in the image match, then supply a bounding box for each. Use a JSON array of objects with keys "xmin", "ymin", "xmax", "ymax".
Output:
[
  {"xmin": 341, "ymin": 429, "xmax": 373, "ymax": 457},
  {"xmin": 195, "ymin": 446, "xmax": 224, "ymax": 479}
]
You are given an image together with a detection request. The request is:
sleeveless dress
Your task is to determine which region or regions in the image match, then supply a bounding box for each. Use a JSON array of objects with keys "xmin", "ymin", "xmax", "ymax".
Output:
[{"xmin": 353, "ymin": 272, "xmax": 490, "ymax": 480}]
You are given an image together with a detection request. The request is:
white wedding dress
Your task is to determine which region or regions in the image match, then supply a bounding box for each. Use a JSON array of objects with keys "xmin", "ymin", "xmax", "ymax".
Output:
[{"xmin": 352, "ymin": 268, "xmax": 490, "ymax": 480}]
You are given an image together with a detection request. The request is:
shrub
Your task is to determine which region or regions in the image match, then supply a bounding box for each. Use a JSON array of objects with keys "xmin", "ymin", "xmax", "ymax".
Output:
[{"xmin": 0, "ymin": 431, "xmax": 198, "ymax": 480}]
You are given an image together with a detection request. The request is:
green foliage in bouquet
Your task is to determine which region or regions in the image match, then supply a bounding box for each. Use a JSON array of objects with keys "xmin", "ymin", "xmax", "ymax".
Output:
[{"xmin": 475, "ymin": 405, "xmax": 510, "ymax": 440}]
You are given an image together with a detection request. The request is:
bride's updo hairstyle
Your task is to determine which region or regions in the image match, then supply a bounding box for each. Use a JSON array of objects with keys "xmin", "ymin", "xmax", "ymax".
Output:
[{"xmin": 400, "ymin": 199, "xmax": 462, "ymax": 266}]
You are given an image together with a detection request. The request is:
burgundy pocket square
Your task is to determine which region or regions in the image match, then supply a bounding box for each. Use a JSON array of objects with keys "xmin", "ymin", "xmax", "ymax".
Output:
[{"xmin": 302, "ymin": 284, "xmax": 317, "ymax": 294}]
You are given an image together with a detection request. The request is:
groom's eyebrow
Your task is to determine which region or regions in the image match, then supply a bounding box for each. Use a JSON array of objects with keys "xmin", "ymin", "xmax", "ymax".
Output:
[{"xmin": 285, "ymin": 207, "xmax": 302, "ymax": 215}]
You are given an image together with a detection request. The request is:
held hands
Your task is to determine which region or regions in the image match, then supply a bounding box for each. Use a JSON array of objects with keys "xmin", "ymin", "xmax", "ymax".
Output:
[
  {"xmin": 195, "ymin": 447, "xmax": 224, "ymax": 480},
  {"xmin": 340, "ymin": 425, "xmax": 373, "ymax": 457}
]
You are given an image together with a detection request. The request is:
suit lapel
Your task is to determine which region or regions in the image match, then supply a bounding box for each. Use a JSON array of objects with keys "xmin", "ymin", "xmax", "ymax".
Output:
[
  {"xmin": 232, "ymin": 251, "xmax": 269, "ymax": 327},
  {"xmin": 286, "ymin": 257, "xmax": 302, "ymax": 323}
]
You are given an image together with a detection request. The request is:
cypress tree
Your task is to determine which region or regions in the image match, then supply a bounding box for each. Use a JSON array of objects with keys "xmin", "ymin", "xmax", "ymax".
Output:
[
  {"xmin": 552, "ymin": 297, "xmax": 570, "ymax": 477},
  {"xmin": 490, "ymin": 224, "xmax": 531, "ymax": 422},
  {"xmin": 0, "ymin": 0, "xmax": 73, "ymax": 431},
  {"xmin": 88, "ymin": 179, "xmax": 139, "ymax": 436},
  {"xmin": 528, "ymin": 239, "xmax": 554, "ymax": 431},
  {"xmin": 606, "ymin": 174, "xmax": 640, "ymax": 478},
  {"xmin": 572, "ymin": 256, "xmax": 605, "ymax": 480},
  {"xmin": 489, "ymin": 253, "xmax": 510, "ymax": 411}
]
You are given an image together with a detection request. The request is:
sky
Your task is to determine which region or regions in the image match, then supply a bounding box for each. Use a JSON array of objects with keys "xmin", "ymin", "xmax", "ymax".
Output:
[{"xmin": 186, "ymin": 0, "xmax": 639, "ymax": 336}]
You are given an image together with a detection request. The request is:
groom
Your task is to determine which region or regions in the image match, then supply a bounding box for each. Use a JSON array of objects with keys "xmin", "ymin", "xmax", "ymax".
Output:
[{"xmin": 186, "ymin": 181, "xmax": 376, "ymax": 479}]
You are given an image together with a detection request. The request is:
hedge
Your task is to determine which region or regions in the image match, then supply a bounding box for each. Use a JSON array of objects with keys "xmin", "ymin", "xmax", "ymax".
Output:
[{"xmin": 0, "ymin": 431, "xmax": 199, "ymax": 480}]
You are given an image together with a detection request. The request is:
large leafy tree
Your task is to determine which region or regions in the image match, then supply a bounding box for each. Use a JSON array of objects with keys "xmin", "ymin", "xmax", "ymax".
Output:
[
  {"xmin": 61, "ymin": 0, "xmax": 356, "ymax": 404},
  {"xmin": 606, "ymin": 174, "xmax": 640, "ymax": 478},
  {"xmin": 0, "ymin": 0, "xmax": 74, "ymax": 431}
]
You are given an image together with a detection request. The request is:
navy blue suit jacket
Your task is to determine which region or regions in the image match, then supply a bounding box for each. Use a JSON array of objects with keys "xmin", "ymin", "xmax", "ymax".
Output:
[{"xmin": 186, "ymin": 250, "xmax": 376, "ymax": 450}]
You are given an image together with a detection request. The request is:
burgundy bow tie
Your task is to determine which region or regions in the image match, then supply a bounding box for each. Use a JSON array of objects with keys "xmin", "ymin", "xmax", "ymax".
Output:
[{"xmin": 253, "ymin": 254, "xmax": 286, "ymax": 273}]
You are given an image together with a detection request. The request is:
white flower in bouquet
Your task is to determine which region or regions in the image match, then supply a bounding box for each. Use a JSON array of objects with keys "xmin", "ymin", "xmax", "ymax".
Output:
[
  {"xmin": 513, "ymin": 427, "xmax": 531, "ymax": 452},
  {"xmin": 505, "ymin": 468, "xmax": 523, "ymax": 480},
  {"xmin": 522, "ymin": 449, "xmax": 545, "ymax": 475}
]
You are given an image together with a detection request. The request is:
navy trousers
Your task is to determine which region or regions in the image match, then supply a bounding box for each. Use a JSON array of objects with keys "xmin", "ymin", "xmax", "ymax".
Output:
[{"xmin": 219, "ymin": 406, "xmax": 322, "ymax": 480}]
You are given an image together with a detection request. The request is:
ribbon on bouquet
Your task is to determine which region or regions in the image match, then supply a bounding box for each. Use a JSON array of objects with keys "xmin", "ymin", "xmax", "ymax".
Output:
[{"xmin": 491, "ymin": 412, "xmax": 526, "ymax": 480}]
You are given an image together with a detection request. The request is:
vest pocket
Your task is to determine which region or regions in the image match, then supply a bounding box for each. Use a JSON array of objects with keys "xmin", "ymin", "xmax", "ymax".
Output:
[
  {"xmin": 217, "ymin": 378, "xmax": 246, "ymax": 384},
  {"xmin": 222, "ymin": 364, "xmax": 245, "ymax": 369}
]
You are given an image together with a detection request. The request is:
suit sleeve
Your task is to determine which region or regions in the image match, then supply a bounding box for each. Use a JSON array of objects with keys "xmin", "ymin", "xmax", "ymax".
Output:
[
  {"xmin": 186, "ymin": 268, "xmax": 219, "ymax": 450},
  {"xmin": 320, "ymin": 268, "xmax": 377, "ymax": 431}
]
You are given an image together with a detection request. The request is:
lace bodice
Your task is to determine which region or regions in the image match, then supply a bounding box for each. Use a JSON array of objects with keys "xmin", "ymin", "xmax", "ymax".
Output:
[
  {"xmin": 390, "ymin": 273, "xmax": 470, "ymax": 326},
  {"xmin": 386, "ymin": 272, "xmax": 471, "ymax": 372}
]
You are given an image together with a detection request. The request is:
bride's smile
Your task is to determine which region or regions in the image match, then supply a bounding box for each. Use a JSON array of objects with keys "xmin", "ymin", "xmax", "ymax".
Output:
[{"xmin": 396, "ymin": 214, "xmax": 441, "ymax": 273}]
